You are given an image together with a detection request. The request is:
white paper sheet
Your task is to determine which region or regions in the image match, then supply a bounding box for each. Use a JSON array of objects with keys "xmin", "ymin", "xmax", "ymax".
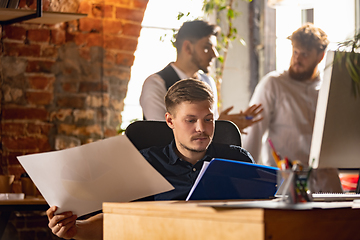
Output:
[{"xmin": 17, "ymin": 135, "xmax": 174, "ymax": 216}]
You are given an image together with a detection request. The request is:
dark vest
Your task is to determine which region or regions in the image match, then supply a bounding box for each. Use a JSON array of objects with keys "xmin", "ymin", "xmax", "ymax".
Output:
[
  {"xmin": 157, "ymin": 63, "xmax": 181, "ymax": 91},
  {"xmin": 143, "ymin": 64, "xmax": 181, "ymax": 120}
]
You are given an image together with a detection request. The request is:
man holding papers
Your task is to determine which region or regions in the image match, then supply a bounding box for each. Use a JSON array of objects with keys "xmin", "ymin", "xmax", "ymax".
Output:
[{"xmin": 47, "ymin": 79, "xmax": 254, "ymax": 239}]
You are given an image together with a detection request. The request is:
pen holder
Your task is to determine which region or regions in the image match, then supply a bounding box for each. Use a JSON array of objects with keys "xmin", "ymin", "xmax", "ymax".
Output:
[{"xmin": 277, "ymin": 169, "xmax": 313, "ymax": 204}]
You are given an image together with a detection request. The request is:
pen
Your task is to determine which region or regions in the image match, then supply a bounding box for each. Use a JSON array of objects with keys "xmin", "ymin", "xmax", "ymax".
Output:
[{"xmin": 268, "ymin": 139, "xmax": 281, "ymax": 167}]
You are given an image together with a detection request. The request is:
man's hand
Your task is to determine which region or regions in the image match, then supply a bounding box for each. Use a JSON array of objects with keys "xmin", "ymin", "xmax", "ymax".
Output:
[
  {"xmin": 47, "ymin": 206, "xmax": 78, "ymax": 239},
  {"xmin": 219, "ymin": 104, "xmax": 263, "ymax": 134}
]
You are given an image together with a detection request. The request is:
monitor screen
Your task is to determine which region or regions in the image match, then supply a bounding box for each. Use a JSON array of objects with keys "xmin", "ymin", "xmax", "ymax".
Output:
[{"xmin": 309, "ymin": 51, "xmax": 360, "ymax": 169}]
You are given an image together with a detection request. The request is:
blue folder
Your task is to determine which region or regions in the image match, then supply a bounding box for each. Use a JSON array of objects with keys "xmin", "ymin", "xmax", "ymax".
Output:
[{"xmin": 187, "ymin": 158, "xmax": 279, "ymax": 201}]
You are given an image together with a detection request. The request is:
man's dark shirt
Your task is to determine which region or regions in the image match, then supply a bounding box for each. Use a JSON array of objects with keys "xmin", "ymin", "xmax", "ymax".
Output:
[{"xmin": 140, "ymin": 141, "xmax": 254, "ymax": 201}]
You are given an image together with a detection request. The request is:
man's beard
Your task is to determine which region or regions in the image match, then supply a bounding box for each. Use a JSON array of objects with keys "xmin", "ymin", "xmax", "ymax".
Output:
[
  {"xmin": 180, "ymin": 142, "xmax": 207, "ymax": 153},
  {"xmin": 179, "ymin": 134, "xmax": 211, "ymax": 153},
  {"xmin": 191, "ymin": 51, "xmax": 211, "ymax": 74},
  {"xmin": 289, "ymin": 62, "xmax": 318, "ymax": 81}
]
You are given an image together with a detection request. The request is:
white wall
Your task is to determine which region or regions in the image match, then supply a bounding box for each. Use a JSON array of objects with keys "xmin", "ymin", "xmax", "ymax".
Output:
[{"xmin": 220, "ymin": 1, "xmax": 252, "ymax": 113}]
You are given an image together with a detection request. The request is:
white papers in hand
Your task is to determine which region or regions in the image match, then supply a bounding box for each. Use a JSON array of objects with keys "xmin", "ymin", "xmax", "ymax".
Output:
[{"xmin": 17, "ymin": 135, "xmax": 174, "ymax": 217}]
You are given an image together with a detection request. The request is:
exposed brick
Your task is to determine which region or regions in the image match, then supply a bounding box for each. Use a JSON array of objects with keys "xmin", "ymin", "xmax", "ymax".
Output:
[
  {"xmin": 104, "ymin": 127, "xmax": 117, "ymax": 137},
  {"xmin": 57, "ymin": 124, "xmax": 76, "ymax": 135},
  {"xmin": 103, "ymin": 19, "xmax": 123, "ymax": 35},
  {"xmin": 26, "ymin": 60, "xmax": 55, "ymax": 73},
  {"xmin": 2, "ymin": 122, "xmax": 26, "ymax": 136},
  {"xmin": 6, "ymin": 152, "xmax": 22, "ymax": 166},
  {"xmin": 3, "ymin": 25, "xmax": 26, "ymax": 40},
  {"xmin": 27, "ymin": 75, "xmax": 55, "ymax": 90},
  {"xmin": 51, "ymin": 29, "xmax": 66, "ymax": 45},
  {"xmin": 87, "ymin": 34, "xmax": 104, "ymax": 47},
  {"xmin": 104, "ymin": 5, "xmax": 113, "ymax": 18},
  {"xmin": 27, "ymin": 29, "xmax": 51, "ymax": 43},
  {"xmin": 3, "ymin": 136, "xmax": 51, "ymax": 152},
  {"xmin": 116, "ymin": 53, "xmax": 135, "ymax": 66},
  {"xmin": 3, "ymin": 85, "xmax": 23, "ymax": 102},
  {"xmin": 106, "ymin": 0, "xmax": 125, "ymax": 5},
  {"xmin": 118, "ymin": 0, "xmax": 131, "ymax": 4},
  {"xmin": 86, "ymin": 95, "xmax": 100, "ymax": 108},
  {"xmin": 79, "ymin": 82, "xmax": 107, "ymax": 92},
  {"xmin": 76, "ymin": 125, "xmax": 102, "ymax": 136},
  {"xmin": 41, "ymin": 46, "xmax": 58, "ymax": 58},
  {"xmin": 79, "ymin": 18, "xmax": 103, "ymax": 33},
  {"xmin": 74, "ymin": 33, "xmax": 103, "ymax": 47},
  {"xmin": 26, "ymin": 122, "xmax": 53, "ymax": 135},
  {"xmin": 116, "ymin": 7, "xmax": 145, "ymax": 22},
  {"xmin": 78, "ymin": 1, "xmax": 91, "ymax": 14},
  {"xmin": 65, "ymin": 32, "xmax": 75, "ymax": 42},
  {"xmin": 57, "ymin": 95, "xmax": 86, "ymax": 108},
  {"xmin": 123, "ymin": 23, "xmax": 142, "ymax": 37},
  {"xmin": 111, "ymin": 98, "xmax": 124, "ymax": 111},
  {"xmin": 8, "ymin": 164, "xmax": 24, "ymax": 176},
  {"xmin": 49, "ymin": 109, "xmax": 72, "ymax": 122},
  {"xmin": 134, "ymin": 0, "xmax": 149, "ymax": 9},
  {"xmin": 104, "ymin": 50, "xmax": 116, "ymax": 63},
  {"xmin": 103, "ymin": 65, "xmax": 131, "ymax": 79},
  {"xmin": 26, "ymin": 91, "xmax": 53, "ymax": 105},
  {"xmin": 104, "ymin": 36, "xmax": 138, "ymax": 51},
  {"xmin": 3, "ymin": 42, "xmax": 41, "ymax": 57},
  {"xmin": 92, "ymin": 4, "xmax": 104, "ymax": 18},
  {"xmin": 55, "ymin": 135, "xmax": 81, "ymax": 150},
  {"xmin": 2, "ymin": 107, "xmax": 48, "ymax": 120},
  {"xmin": 61, "ymin": 82, "xmax": 79, "ymax": 93},
  {"xmin": 79, "ymin": 48, "xmax": 91, "ymax": 61},
  {"xmin": 73, "ymin": 109, "xmax": 95, "ymax": 122}
]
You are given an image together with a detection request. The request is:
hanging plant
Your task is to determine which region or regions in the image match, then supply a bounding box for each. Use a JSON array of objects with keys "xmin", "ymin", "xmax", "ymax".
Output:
[
  {"xmin": 335, "ymin": 31, "xmax": 360, "ymax": 97},
  {"xmin": 174, "ymin": 0, "xmax": 251, "ymax": 103}
]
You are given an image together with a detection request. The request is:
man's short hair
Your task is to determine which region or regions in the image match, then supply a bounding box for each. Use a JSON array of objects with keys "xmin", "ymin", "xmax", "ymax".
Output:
[
  {"xmin": 165, "ymin": 78, "xmax": 214, "ymax": 114},
  {"xmin": 288, "ymin": 23, "xmax": 329, "ymax": 52},
  {"xmin": 174, "ymin": 20, "xmax": 220, "ymax": 52}
]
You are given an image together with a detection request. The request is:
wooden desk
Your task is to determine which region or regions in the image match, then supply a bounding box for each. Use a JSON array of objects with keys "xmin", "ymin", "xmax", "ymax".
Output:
[
  {"xmin": 103, "ymin": 201, "xmax": 360, "ymax": 240},
  {"xmin": 0, "ymin": 198, "xmax": 48, "ymax": 239}
]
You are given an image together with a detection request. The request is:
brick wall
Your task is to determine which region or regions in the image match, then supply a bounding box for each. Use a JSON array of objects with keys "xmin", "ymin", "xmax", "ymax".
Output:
[{"xmin": 0, "ymin": 0, "xmax": 148, "ymax": 239}]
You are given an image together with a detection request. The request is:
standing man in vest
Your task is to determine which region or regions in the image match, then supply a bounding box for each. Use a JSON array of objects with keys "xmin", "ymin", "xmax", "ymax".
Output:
[{"xmin": 140, "ymin": 20, "xmax": 262, "ymax": 133}]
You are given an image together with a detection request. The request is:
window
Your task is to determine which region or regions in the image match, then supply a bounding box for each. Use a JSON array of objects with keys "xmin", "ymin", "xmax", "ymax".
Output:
[
  {"xmin": 275, "ymin": 0, "xmax": 356, "ymax": 72},
  {"xmin": 121, "ymin": 0, "xmax": 204, "ymax": 129}
]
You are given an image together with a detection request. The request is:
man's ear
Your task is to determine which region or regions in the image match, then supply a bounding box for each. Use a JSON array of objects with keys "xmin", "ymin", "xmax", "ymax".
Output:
[
  {"xmin": 165, "ymin": 112, "xmax": 175, "ymax": 129},
  {"xmin": 182, "ymin": 40, "xmax": 193, "ymax": 55}
]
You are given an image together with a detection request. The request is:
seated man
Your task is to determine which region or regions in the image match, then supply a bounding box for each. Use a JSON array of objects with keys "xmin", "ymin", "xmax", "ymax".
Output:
[{"xmin": 47, "ymin": 79, "xmax": 254, "ymax": 239}]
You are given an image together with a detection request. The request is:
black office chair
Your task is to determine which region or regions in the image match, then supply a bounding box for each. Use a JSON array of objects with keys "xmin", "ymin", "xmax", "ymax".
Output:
[{"xmin": 125, "ymin": 120, "xmax": 241, "ymax": 150}]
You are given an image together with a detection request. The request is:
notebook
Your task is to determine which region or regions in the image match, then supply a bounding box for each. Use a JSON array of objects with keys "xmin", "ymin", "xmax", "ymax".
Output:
[{"xmin": 186, "ymin": 158, "xmax": 279, "ymax": 201}]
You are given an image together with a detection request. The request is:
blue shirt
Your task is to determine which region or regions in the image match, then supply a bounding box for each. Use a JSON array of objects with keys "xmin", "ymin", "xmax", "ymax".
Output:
[{"xmin": 140, "ymin": 141, "xmax": 254, "ymax": 200}]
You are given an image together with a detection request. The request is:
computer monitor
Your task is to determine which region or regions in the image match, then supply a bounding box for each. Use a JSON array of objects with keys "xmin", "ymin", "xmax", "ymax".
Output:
[{"xmin": 309, "ymin": 50, "xmax": 360, "ymax": 169}]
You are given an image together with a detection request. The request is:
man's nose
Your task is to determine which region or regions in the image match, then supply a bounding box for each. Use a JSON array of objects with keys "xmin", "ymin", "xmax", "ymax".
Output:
[
  {"xmin": 195, "ymin": 120, "xmax": 205, "ymax": 132},
  {"xmin": 211, "ymin": 46, "xmax": 219, "ymax": 58}
]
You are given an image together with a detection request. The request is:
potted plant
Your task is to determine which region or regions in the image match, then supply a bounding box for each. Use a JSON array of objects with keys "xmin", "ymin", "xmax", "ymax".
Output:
[{"xmin": 335, "ymin": 31, "xmax": 360, "ymax": 97}]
